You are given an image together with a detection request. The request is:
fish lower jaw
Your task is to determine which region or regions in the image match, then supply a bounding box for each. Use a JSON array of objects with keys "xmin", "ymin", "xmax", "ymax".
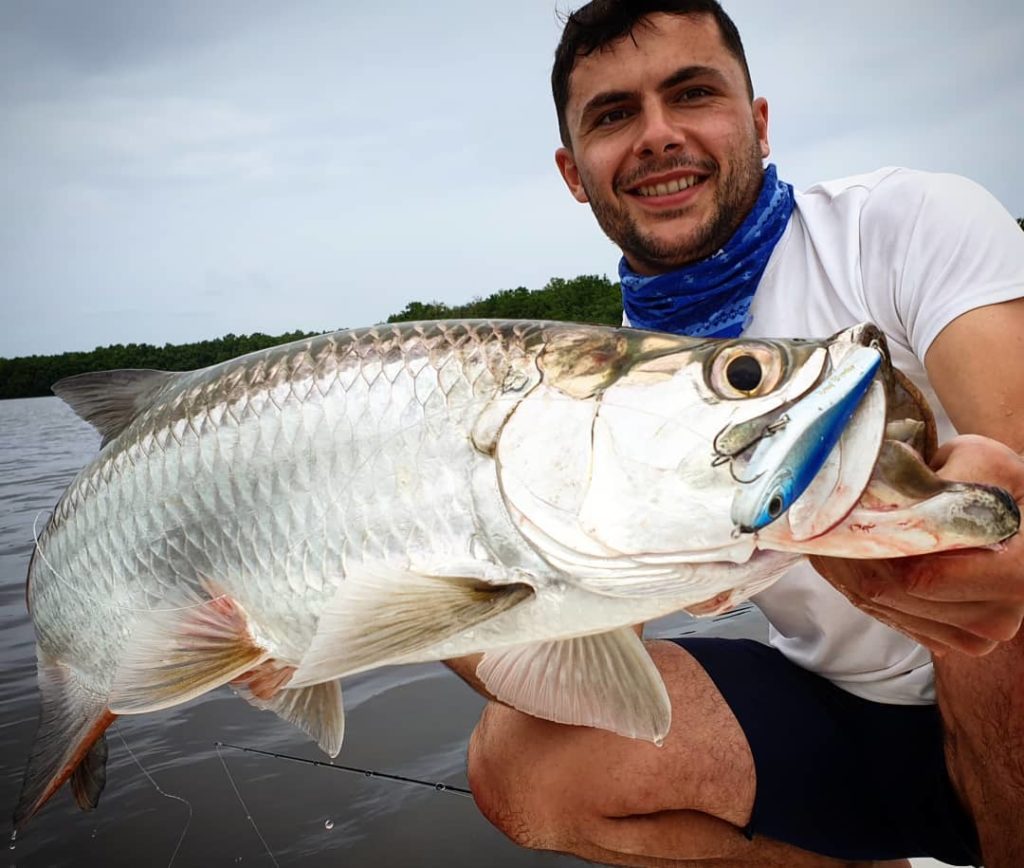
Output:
[
  {"xmin": 758, "ymin": 435, "xmax": 1021, "ymax": 558},
  {"xmin": 760, "ymin": 486, "xmax": 1019, "ymax": 559}
]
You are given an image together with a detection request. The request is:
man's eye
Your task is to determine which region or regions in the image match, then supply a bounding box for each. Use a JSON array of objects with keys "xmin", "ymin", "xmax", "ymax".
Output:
[
  {"xmin": 597, "ymin": 108, "xmax": 630, "ymax": 126},
  {"xmin": 676, "ymin": 87, "xmax": 711, "ymax": 102}
]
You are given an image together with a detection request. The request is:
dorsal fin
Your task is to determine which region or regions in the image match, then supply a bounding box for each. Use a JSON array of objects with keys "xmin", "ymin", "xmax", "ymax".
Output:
[{"xmin": 52, "ymin": 369, "xmax": 179, "ymax": 446}]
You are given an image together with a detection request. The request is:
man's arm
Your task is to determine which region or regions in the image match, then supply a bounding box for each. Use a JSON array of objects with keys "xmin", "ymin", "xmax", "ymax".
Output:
[
  {"xmin": 921, "ymin": 299, "xmax": 1024, "ymax": 867},
  {"xmin": 927, "ymin": 299, "xmax": 1024, "ymax": 451},
  {"xmin": 812, "ymin": 299, "xmax": 1024, "ymax": 655},
  {"xmin": 811, "ymin": 299, "xmax": 1024, "ymax": 867}
]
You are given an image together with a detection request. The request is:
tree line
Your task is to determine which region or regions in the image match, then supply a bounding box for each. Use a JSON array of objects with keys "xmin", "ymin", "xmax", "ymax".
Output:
[
  {"xmin": 0, "ymin": 330, "xmax": 318, "ymax": 401},
  {"xmin": 0, "ymin": 275, "xmax": 620, "ymax": 400},
  {"xmin": 3, "ymin": 213, "xmax": 1023, "ymax": 401},
  {"xmin": 386, "ymin": 274, "xmax": 620, "ymax": 326}
]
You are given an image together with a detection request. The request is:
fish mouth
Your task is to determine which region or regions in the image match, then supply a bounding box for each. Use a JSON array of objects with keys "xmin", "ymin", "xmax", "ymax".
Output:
[
  {"xmin": 742, "ymin": 324, "xmax": 1020, "ymax": 555},
  {"xmin": 757, "ymin": 439, "xmax": 1022, "ymax": 557},
  {"xmin": 984, "ymin": 484, "xmax": 1022, "ymax": 526},
  {"xmin": 729, "ymin": 340, "xmax": 883, "ymax": 533},
  {"xmin": 719, "ymin": 323, "xmax": 891, "ymax": 536}
]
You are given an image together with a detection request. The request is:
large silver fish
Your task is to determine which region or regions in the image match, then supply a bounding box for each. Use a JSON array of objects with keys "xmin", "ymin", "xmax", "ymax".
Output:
[{"xmin": 15, "ymin": 320, "xmax": 1018, "ymax": 827}]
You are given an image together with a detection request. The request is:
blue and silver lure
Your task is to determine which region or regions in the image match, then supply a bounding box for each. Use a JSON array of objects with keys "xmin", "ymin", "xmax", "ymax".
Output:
[{"xmin": 731, "ymin": 346, "xmax": 883, "ymax": 533}]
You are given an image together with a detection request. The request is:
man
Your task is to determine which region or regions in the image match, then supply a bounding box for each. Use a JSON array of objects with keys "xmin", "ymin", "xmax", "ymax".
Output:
[{"xmin": 450, "ymin": 2, "xmax": 1024, "ymax": 866}]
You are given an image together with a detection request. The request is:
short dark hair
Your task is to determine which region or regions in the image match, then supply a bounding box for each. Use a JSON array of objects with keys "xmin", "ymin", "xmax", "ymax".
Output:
[{"xmin": 552, "ymin": 0, "xmax": 754, "ymax": 147}]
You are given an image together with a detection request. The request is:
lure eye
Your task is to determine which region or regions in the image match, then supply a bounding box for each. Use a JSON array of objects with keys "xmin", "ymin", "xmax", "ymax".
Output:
[
  {"xmin": 709, "ymin": 343, "xmax": 785, "ymax": 399},
  {"xmin": 767, "ymin": 493, "xmax": 785, "ymax": 518}
]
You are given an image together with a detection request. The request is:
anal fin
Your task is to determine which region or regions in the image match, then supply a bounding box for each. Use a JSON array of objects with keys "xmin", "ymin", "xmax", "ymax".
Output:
[
  {"xmin": 291, "ymin": 562, "xmax": 532, "ymax": 688},
  {"xmin": 476, "ymin": 627, "xmax": 671, "ymax": 743},
  {"xmin": 230, "ymin": 667, "xmax": 346, "ymax": 757},
  {"xmin": 110, "ymin": 593, "xmax": 269, "ymax": 715},
  {"xmin": 15, "ymin": 657, "xmax": 116, "ymax": 829},
  {"xmin": 70, "ymin": 733, "xmax": 109, "ymax": 811}
]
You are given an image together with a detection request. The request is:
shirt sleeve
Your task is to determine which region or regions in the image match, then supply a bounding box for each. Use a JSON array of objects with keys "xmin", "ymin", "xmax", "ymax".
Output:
[{"xmin": 858, "ymin": 170, "xmax": 1024, "ymax": 362}]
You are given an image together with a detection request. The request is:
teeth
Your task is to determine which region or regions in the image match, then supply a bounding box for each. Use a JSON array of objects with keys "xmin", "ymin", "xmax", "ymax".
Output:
[{"xmin": 637, "ymin": 175, "xmax": 701, "ymax": 197}]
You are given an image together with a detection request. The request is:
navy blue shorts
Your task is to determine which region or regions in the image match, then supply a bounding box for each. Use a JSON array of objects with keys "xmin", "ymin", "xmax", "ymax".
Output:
[{"xmin": 671, "ymin": 637, "xmax": 981, "ymax": 865}]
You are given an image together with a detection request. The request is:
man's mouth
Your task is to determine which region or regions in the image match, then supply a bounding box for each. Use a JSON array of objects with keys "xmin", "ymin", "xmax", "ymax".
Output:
[{"xmin": 628, "ymin": 173, "xmax": 708, "ymax": 198}]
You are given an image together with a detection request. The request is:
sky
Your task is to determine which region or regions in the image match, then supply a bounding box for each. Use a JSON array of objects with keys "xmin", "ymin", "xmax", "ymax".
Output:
[{"xmin": 1, "ymin": 0, "xmax": 1022, "ymax": 358}]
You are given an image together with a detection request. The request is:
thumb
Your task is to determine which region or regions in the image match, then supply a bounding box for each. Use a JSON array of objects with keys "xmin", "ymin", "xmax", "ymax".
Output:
[{"xmin": 929, "ymin": 435, "xmax": 1024, "ymax": 501}]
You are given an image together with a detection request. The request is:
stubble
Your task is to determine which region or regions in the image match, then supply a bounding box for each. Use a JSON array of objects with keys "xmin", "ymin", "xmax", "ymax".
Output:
[{"xmin": 583, "ymin": 136, "xmax": 766, "ymax": 273}]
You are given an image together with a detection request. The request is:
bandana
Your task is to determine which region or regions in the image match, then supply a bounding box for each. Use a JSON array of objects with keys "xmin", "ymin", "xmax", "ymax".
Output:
[{"xmin": 619, "ymin": 163, "xmax": 794, "ymax": 338}]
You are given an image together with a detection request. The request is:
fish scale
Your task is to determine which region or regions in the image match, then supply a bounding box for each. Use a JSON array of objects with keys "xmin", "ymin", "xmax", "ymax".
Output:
[
  {"xmin": 15, "ymin": 320, "xmax": 1018, "ymax": 829},
  {"xmin": 23, "ymin": 325, "xmax": 513, "ymax": 688}
]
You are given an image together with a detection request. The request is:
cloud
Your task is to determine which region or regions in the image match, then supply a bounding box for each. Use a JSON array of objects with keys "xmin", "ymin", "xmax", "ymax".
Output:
[
  {"xmin": 0, "ymin": 0, "xmax": 285, "ymax": 82},
  {"xmin": 1, "ymin": 0, "xmax": 1022, "ymax": 358}
]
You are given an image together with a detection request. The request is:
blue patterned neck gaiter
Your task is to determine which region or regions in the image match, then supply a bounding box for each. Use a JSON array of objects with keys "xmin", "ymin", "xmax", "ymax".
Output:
[{"xmin": 619, "ymin": 163, "xmax": 795, "ymax": 338}]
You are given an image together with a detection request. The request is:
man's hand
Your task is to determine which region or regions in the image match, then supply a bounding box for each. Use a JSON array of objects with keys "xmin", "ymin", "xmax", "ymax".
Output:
[{"xmin": 811, "ymin": 435, "xmax": 1024, "ymax": 656}]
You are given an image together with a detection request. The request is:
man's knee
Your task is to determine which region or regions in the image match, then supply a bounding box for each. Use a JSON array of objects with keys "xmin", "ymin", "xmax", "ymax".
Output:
[
  {"xmin": 465, "ymin": 641, "xmax": 758, "ymax": 853},
  {"xmin": 467, "ymin": 702, "xmax": 576, "ymax": 851}
]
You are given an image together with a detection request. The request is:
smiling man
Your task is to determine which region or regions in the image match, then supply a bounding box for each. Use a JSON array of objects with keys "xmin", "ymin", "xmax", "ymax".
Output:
[
  {"xmin": 554, "ymin": 12, "xmax": 767, "ymax": 276},
  {"xmin": 453, "ymin": 2, "xmax": 1024, "ymax": 867}
]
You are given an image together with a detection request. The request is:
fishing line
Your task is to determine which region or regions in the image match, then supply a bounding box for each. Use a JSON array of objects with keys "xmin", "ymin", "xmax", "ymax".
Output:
[
  {"xmin": 215, "ymin": 742, "xmax": 473, "ymax": 798},
  {"xmin": 114, "ymin": 725, "xmax": 192, "ymax": 868},
  {"xmin": 214, "ymin": 742, "xmax": 282, "ymax": 867}
]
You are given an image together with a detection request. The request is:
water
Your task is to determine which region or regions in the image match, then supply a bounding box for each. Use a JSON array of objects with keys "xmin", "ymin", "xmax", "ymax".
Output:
[{"xmin": 0, "ymin": 396, "xmax": 769, "ymax": 868}]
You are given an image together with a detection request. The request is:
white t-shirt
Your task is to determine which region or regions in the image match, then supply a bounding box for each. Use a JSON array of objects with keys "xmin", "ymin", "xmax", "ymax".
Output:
[{"xmin": 744, "ymin": 167, "xmax": 1024, "ymax": 703}]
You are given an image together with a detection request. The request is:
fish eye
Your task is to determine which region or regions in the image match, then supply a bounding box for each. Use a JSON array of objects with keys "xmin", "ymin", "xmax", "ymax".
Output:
[
  {"xmin": 767, "ymin": 493, "xmax": 785, "ymax": 518},
  {"xmin": 726, "ymin": 355, "xmax": 762, "ymax": 392},
  {"xmin": 708, "ymin": 343, "xmax": 785, "ymax": 399}
]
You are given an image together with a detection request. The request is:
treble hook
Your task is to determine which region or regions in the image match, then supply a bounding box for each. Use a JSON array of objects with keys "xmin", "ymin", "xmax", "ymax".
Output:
[{"xmin": 712, "ymin": 414, "xmax": 791, "ymax": 480}]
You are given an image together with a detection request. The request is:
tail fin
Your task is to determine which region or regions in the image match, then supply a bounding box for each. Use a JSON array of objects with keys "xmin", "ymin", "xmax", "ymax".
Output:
[{"xmin": 13, "ymin": 657, "xmax": 115, "ymax": 829}]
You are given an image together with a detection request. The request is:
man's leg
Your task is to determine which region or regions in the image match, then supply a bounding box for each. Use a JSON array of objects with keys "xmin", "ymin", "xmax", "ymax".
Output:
[
  {"xmin": 936, "ymin": 633, "xmax": 1024, "ymax": 868},
  {"xmin": 467, "ymin": 639, "xmax": 906, "ymax": 868}
]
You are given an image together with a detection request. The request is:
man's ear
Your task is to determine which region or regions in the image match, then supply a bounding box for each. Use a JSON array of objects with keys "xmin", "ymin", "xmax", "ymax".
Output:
[
  {"xmin": 753, "ymin": 97, "xmax": 770, "ymax": 159},
  {"xmin": 555, "ymin": 147, "xmax": 590, "ymax": 204}
]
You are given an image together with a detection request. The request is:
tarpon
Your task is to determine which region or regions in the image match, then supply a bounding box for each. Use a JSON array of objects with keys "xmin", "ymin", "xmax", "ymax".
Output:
[{"xmin": 15, "ymin": 320, "xmax": 1018, "ymax": 827}]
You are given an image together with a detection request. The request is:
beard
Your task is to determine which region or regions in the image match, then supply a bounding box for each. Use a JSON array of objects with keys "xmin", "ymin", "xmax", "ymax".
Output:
[{"xmin": 583, "ymin": 136, "xmax": 765, "ymax": 273}]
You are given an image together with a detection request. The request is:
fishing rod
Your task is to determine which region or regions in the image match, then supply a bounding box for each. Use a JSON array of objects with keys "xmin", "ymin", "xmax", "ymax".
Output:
[{"xmin": 215, "ymin": 742, "xmax": 474, "ymax": 798}]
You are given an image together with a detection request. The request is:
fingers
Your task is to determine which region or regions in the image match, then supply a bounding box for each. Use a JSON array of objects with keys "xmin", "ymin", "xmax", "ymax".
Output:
[
  {"xmin": 889, "ymin": 545, "xmax": 1024, "ymax": 604},
  {"xmin": 811, "ymin": 550, "xmax": 1024, "ymax": 608},
  {"xmin": 859, "ymin": 589, "xmax": 1023, "ymax": 645},
  {"xmin": 810, "ymin": 553, "xmax": 1024, "ymax": 655},
  {"xmin": 807, "ymin": 434, "xmax": 1024, "ymax": 656},
  {"xmin": 853, "ymin": 597, "xmax": 999, "ymax": 657}
]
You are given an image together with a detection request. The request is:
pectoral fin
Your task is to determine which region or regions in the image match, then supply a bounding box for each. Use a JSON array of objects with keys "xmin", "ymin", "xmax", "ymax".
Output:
[
  {"xmin": 291, "ymin": 562, "xmax": 533, "ymax": 688},
  {"xmin": 109, "ymin": 593, "xmax": 270, "ymax": 714},
  {"xmin": 476, "ymin": 628, "xmax": 671, "ymax": 743}
]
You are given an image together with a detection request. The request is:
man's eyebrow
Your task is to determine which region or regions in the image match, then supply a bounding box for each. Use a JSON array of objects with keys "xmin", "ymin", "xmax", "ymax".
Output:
[
  {"xmin": 577, "ymin": 66, "xmax": 729, "ymax": 123},
  {"xmin": 579, "ymin": 89, "xmax": 636, "ymax": 123},
  {"xmin": 658, "ymin": 65, "xmax": 728, "ymax": 91}
]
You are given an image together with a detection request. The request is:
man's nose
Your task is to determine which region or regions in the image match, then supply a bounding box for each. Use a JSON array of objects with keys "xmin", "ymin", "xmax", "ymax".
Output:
[{"xmin": 632, "ymin": 104, "xmax": 685, "ymax": 158}]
